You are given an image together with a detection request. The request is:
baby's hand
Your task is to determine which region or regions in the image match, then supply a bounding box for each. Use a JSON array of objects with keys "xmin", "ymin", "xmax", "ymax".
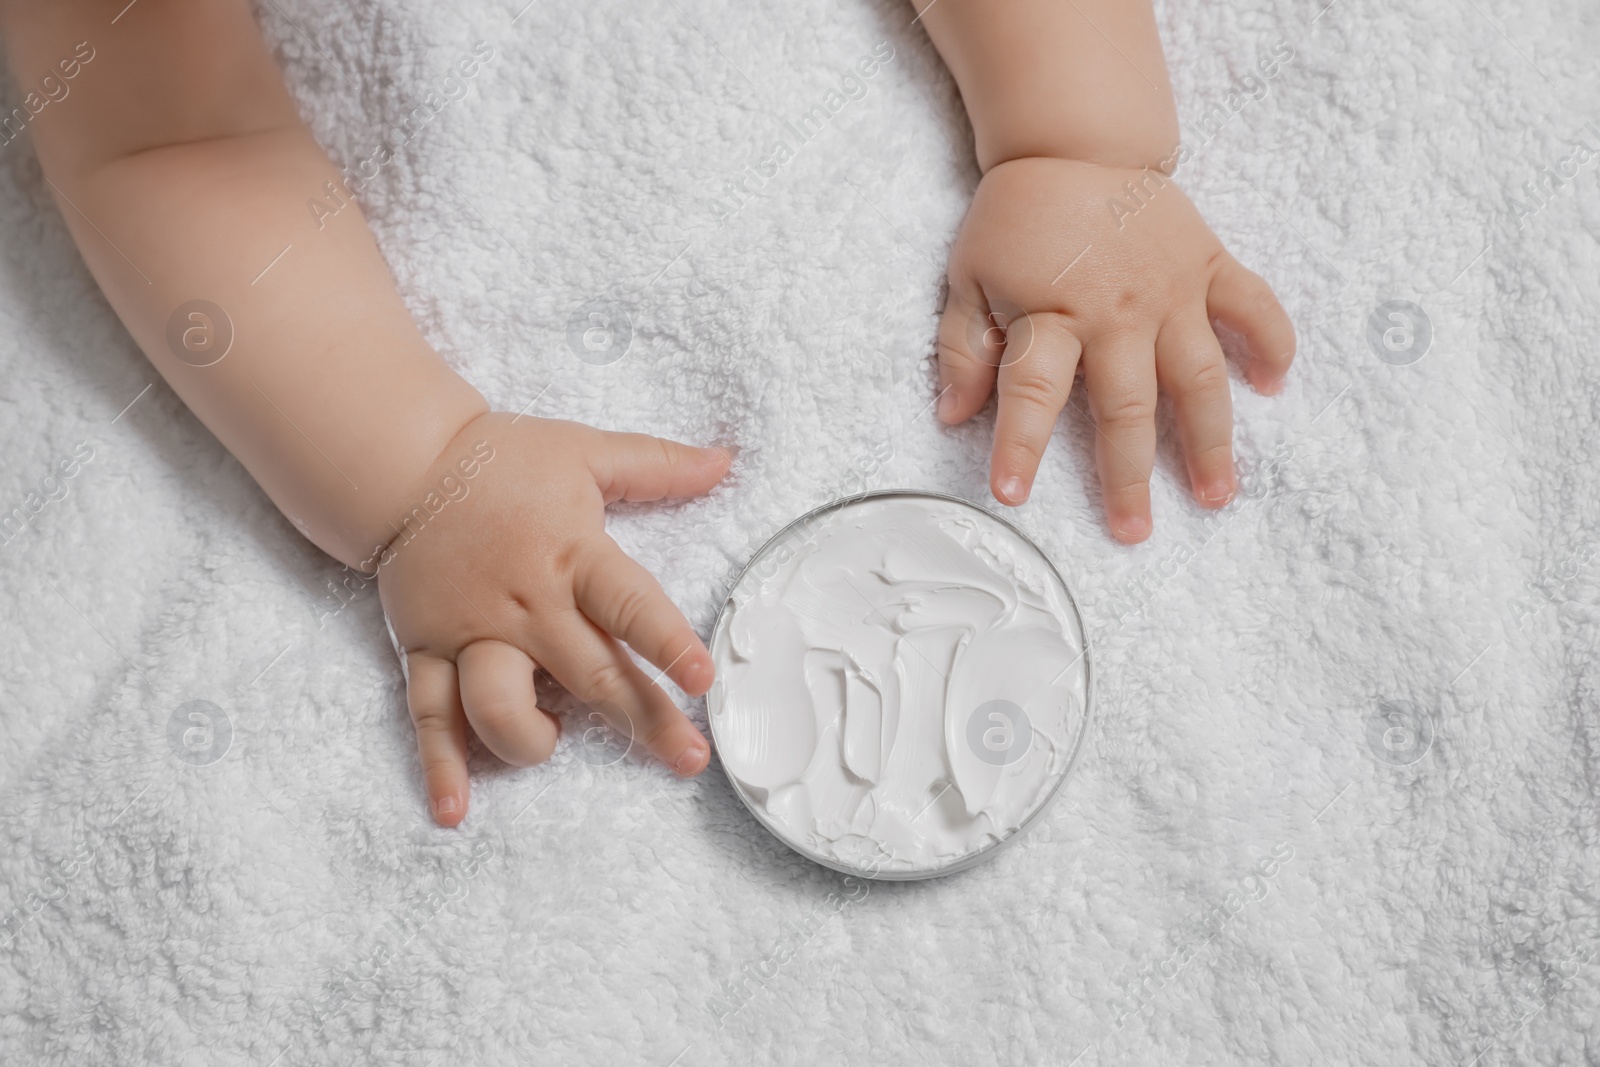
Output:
[
  {"xmin": 936, "ymin": 157, "xmax": 1296, "ymax": 542},
  {"xmin": 375, "ymin": 412, "xmax": 730, "ymax": 826}
]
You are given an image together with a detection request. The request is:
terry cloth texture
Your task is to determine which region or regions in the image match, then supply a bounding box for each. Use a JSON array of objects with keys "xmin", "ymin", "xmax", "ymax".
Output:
[{"xmin": 2, "ymin": 0, "xmax": 1599, "ymax": 1063}]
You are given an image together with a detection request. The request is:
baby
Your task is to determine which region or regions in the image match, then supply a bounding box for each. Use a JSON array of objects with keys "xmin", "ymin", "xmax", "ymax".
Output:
[{"xmin": 2, "ymin": 0, "xmax": 1294, "ymax": 825}]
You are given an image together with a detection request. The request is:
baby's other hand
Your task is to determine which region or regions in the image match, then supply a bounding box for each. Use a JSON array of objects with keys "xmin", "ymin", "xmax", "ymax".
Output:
[
  {"xmin": 936, "ymin": 157, "xmax": 1295, "ymax": 542},
  {"xmin": 376, "ymin": 413, "xmax": 730, "ymax": 826}
]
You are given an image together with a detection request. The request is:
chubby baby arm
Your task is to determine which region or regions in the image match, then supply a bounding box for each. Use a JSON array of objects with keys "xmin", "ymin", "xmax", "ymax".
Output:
[
  {"xmin": 2, "ymin": 0, "xmax": 723, "ymax": 824},
  {"xmin": 911, "ymin": 0, "xmax": 1296, "ymax": 541}
]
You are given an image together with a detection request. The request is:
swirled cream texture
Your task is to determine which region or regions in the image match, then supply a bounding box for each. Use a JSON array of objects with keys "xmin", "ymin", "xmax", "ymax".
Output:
[{"xmin": 709, "ymin": 495, "xmax": 1088, "ymax": 876}]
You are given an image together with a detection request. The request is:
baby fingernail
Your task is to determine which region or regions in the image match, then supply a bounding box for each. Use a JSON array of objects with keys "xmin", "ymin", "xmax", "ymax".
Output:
[
  {"xmin": 998, "ymin": 477, "xmax": 1026, "ymax": 504},
  {"xmin": 1201, "ymin": 481, "xmax": 1235, "ymax": 506},
  {"xmin": 1116, "ymin": 515, "xmax": 1152, "ymax": 542},
  {"xmin": 937, "ymin": 389, "xmax": 958, "ymax": 422},
  {"xmin": 433, "ymin": 796, "xmax": 460, "ymax": 818},
  {"xmin": 675, "ymin": 746, "xmax": 707, "ymax": 776}
]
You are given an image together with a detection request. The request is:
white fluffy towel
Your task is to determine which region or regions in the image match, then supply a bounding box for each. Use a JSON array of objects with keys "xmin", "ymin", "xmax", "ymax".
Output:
[{"xmin": 3, "ymin": 0, "xmax": 1600, "ymax": 1064}]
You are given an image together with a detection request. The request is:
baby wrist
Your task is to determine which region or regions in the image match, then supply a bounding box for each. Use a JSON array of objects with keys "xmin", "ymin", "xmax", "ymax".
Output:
[
  {"xmin": 349, "ymin": 405, "xmax": 496, "ymax": 577},
  {"xmin": 979, "ymin": 129, "xmax": 1184, "ymax": 177}
]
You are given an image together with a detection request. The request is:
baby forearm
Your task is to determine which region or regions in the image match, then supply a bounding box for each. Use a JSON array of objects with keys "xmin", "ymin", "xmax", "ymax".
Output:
[
  {"xmin": 911, "ymin": 0, "xmax": 1179, "ymax": 172},
  {"xmin": 2, "ymin": 0, "xmax": 487, "ymax": 568},
  {"xmin": 70, "ymin": 133, "xmax": 488, "ymax": 567}
]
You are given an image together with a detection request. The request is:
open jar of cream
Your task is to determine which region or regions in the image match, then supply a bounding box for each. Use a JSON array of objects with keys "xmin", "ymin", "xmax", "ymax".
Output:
[{"xmin": 707, "ymin": 491, "xmax": 1092, "ymax": 880}]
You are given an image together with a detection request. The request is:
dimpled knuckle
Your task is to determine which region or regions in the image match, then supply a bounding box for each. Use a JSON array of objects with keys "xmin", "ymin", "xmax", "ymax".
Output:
[
  {"xmin": 1192, "ymin": 442, "xmax": 1233, "ymax": 469},
  {"xmin": 1185, "ymin": 357, "xmax": 1230, "ymax": 396},
  {"xmin": 1001, "ymin": 435, "xmax": 1047, "ymax": 472},
  {"xmin": 585, "ymin": 659, "xmax": 629, "ymax": 701},
  {"xmin": 411, "ymin": 701, "xmax": 453, "ymax": 735},
  {"xmin": 1107, "ymin": 478, "xmax": 1151, "ymax": 506},
  {"xmin": 639, "ymin": 707, "xmax": 686, "ymax": 752},
  {"xmin": 938, "ymin": 338, "xmax": 983, "ymax": 372},
  {"xmin": 640, "ymin": 716, "xmax": 673, "ymax": 750},
  {"xmin": 608, "ymin": 582, "xmax": 653, "ymax": 642},
  {"xmin": 1098, "ymin": 393, "xmax": 1155, "ymax": 430},
  {"xmin": 549, "ymin": 537, "xmax": 584, "ymax": 578},
  {"xmin": 420, "ymin": 755, "xmax": 455, "ymax": 781},
  {"xmin": 418, "ymin": 740, "xmax": 460, "ymax": 778},
  {"xmin": 1002, "ymin": 369, "xmax": 1064, "ymax": 411},
  {"xmin": 654, "ymin": 434, "xmax": 678, "ymax": 471}
]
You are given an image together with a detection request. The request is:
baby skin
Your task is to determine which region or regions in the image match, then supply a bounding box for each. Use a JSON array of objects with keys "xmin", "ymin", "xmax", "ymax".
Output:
[{"xmin": 1, "ymin": 0, "xmax": 1292, "ymax": 825}]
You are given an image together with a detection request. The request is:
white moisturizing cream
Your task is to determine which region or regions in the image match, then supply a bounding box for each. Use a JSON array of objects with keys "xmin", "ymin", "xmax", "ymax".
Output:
[{"xmin": 708, "ymin": 492, "xmax": 1091, "ymax": 879}]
